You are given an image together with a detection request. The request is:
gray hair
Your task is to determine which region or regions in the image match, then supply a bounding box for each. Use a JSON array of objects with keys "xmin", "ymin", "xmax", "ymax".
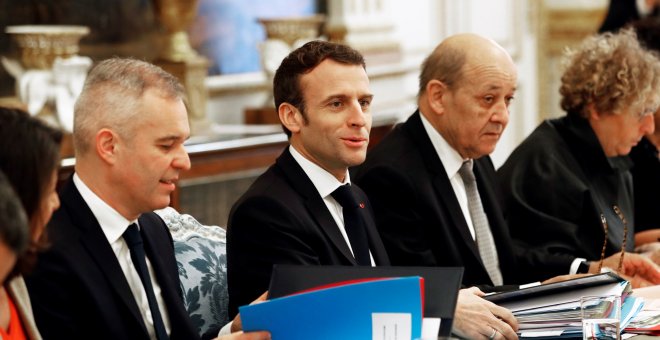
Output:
[
  {"xmin": 418, "ymin": 43, "xmax": 467, "ymax": 97},
  {"xmin": 73, "ymin": 58, "xmax": 186, "ymax": 155},
  {"xmin": 560, "ymin": 29, "xmax": 660, "ymax": 118}
]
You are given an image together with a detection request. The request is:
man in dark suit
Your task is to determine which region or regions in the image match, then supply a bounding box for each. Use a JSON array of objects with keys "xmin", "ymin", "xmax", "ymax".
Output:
[
  {"xmin": 354, "ymin": 34, "xmax": 534, "ymax": 288},
  {"xmin": 22, "ymin": 58, "xmax": 263, "ymax": 340},
  {"xmin": 227, "ymin": 40, "xmax": 389, "ymax": 317},
  {"xmin": 228, "ymin": 40, "xmax": 520, "ymax": 340},
  {"xmin": 354, "ymin": 33, "xmax": 660, "ymax": 301}
]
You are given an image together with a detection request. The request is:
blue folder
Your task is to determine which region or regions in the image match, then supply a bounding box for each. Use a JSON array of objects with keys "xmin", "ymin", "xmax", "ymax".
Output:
[
  {"xmin": 240, "ymin": 276, "xmax": 424, "ymax": 340},
  {"xmin": 267, "ymin": 265, "xmax": 463, "ymax": 336}
]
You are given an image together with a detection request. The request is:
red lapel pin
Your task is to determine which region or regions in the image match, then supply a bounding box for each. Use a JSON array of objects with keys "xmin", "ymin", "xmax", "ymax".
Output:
[{"xmin": 359, "ymin": 203, "xmax": 365, "ymax": 209}]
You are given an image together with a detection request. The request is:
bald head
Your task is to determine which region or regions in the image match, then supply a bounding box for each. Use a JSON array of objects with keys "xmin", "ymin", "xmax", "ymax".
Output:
[
  {"xmin": 418, "ymin": 33, "xmax": 516, "ymax": 97},
  {"xmin": 417, "ymin": 33, "xmax": 517, "ymax": 159}
]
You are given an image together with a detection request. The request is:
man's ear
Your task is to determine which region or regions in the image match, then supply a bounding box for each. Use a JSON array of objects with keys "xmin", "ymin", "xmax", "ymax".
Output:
[
  {"xmin": 426, "ymin": 79, "xmax": 447, "ymax": 115},
  {"xmin": 95, "ymin": 128, "xmax": 119, "ymax": 165},
  {"xmin": 279, "ymin": 103, "xmax": 303, "ymax": 134}
]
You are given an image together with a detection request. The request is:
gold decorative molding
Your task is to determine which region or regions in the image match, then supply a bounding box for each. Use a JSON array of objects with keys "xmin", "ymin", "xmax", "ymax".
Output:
[
  {"xmin": 5, "ymin": 25, "xmax": 90, "ymax": 70},
  {"xmin": 536, "ymin": 2, "xmax": 607, "ymax": 119},
  {"xmin": 258, "ymin": 15, "xmax": 325, "ymax": 46},
  {"xmin": 545, "ymin": 9, "xmax": 607, "ymax": 55},
  {"xmin": 151, "ymin": 0, "xmax": 201, "ymax": 62},
  {"xmin": 156, "ymin": 56, "xmax": 210, "ymax": 133}
]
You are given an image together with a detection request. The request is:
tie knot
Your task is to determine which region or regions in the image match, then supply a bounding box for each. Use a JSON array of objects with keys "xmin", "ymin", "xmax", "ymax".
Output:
[
  {"xmin": 458, "ymin": 159, "xmax": 475, "ymax": 183},
  {"xmin": 123, "ymin": 223, "xmax": 142, "ymax": 248},
  {"xmin": 331, "ymin": 184, "xmax": 359, "ymax": 209}
]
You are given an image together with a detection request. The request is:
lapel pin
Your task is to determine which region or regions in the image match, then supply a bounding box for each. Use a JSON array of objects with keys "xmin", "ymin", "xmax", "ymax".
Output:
[{"xmin": 359, "ymin": 203, "xmax": 365, "ymax": 209}]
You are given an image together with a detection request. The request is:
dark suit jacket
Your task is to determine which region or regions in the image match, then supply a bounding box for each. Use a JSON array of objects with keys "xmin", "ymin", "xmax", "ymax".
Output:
[
  {"xmin": 630, "ymin": 137, "xmax": 660, "ymax": 232},
  {"xmin": 599, "ymin": 0, "xmax": 659, "ymax": 33},
  {"xmin": 227, "ymin": 148, "xmax": 390, "ymax": 317},
  {"xmin": 24, "ymin": 177, "xmax": 199, "ymax": 340},
  {"xmin": 354, "ymin": 112, "xmax": 552, "ymax": 288},
  {"xmin": 498, "ymin": 115, "xmax": 635, "ymax": 269}
]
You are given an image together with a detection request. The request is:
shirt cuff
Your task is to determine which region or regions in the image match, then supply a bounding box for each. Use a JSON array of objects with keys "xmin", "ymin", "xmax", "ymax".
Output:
[
  {"xmin": 519, "ymin": 281, "xmax": 541, "ymax": 289},
  {"xmin": 218, "ymin": 321, "xmax": 233, "ymax": 336},
  {"xmin": 570, "ymin": 257, "xmax": 587, "ymax": 274}
]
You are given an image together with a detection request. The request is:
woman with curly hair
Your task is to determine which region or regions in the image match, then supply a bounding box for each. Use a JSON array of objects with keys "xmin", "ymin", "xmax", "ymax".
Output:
[{"xmin": 498, "ymin": 28, "xmax": 660, "ymax": 279}]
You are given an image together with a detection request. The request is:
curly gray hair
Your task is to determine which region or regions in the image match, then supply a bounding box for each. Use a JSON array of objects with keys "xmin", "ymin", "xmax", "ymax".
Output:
[{"xmin": 560, "ymin": 28, "xmax": 660, "ymax": 118}]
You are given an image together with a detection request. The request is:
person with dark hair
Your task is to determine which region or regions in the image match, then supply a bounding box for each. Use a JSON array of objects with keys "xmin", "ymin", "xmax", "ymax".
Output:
[
  {"xmin": 0, "ymin": 170, "xmax": 29, "ymax": 286},
  {"xmin": 598, "ymin": 0, "xmax": 660, "ymax": 33},
  {"xmin": 0, "ymin": 106, "xmax": 62, "ymax": 340},
  {"xmin": 23, "ymin": 58, "xmax": 269, "ymax": 340},
  {"xmin": 498, "ymin": 29, "xmax": 660, "ymax": 283},
  {"xmin": 0, "ymin": 170, "xmax": 31, "ymax": 339},
  {"xmin": 627, "ymin": 18, "xmax": 660, "ymax": 250},
  {"xmin": 227, "ymin": 40, "xmax": 388, "ymax": 315}
]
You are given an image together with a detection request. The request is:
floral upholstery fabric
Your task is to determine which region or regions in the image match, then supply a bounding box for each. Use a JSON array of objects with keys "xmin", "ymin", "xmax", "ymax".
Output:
[{"xmin": 155, "ymin": 207, "xmax": 229, "ymax": 337}]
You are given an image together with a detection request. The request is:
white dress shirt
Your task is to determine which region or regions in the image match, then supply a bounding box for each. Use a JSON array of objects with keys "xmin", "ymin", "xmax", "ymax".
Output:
[
  {"xmin": 289, "ymin": 146, "xmax": 375, "ymax": 266},
  {"xmin": 73, "ymin": 174, "xmax": 171, "ymax": 339},
  {"xmin": 420, "ymin": 113, "xmax": 476, "ymax": 240}
]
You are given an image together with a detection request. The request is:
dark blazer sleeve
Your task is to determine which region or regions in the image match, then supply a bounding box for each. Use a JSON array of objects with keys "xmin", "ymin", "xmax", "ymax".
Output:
[
  {"xmin": 25, "ymin": 237, "xmax": 89, "ymax": 338},
  {"xmin": 497, "ymin": 142, "xmax": 588, "ymax": 278},
  {"xmin": 227, "ymin": 195, "xmax": 322, "ymax": 317}
]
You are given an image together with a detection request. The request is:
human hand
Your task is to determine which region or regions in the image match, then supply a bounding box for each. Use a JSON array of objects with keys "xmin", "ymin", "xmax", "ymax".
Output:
[
  {"xmin": 646, "ymin": 249, "xmax": 660, "ymax": 266},
  {"xmin": 635, "ymin": 242, "xmax": 660, "ymax": 265},
  {"xmin": 593, "ymin": 252, "xmax": 660, "ymax": 287},
  {"xmin": 635, "ymin": 241, "xmax": 660, "ymax": 254},
  {"xmin": 452, "ymin": 287, "xmax": 519, "ymax": 340},
  {"xmin": 231, "ymin": 291, "xmax": 269, "ymax": 333}
]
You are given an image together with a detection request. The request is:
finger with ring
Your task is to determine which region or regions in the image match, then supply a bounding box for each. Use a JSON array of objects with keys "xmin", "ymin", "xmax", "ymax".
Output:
[{"xmin": 488, "ymin": 327, "xmax": 497, "ymax": 339}]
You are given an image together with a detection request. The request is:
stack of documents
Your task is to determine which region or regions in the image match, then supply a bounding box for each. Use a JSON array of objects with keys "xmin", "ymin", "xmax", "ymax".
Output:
[
  {"xmin": 625, "ymin": 295, "xmax": 660, "ymax": 335},
  {"xmin": 239, "ymin": 276, "xmax": 424, "ymax": 340},
  {"xmin": 486, "ymin": 273, "xmax": 643, "ymax": 339}
]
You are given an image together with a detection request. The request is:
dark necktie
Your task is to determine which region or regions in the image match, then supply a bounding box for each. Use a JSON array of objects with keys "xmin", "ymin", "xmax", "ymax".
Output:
[
  {"xmin": 123, "ymin": 223, "xmax": 169, "ymax": 340},
  {"xmin": 331, "ymin": 184, "xmax": 371, "ymax": 265},
  {"xmin": 458, "ymin": 160, "xmax": 503, "ymax": 286}
]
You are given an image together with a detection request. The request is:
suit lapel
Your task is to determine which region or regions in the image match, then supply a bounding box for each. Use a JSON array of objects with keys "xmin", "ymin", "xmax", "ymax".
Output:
[
  {"xmin": 276, "ymin": 149, "xmax": 357, "ymax": 264},
  {"xmin": 404, "ymin": 113, "xmax": 482, "ymax": 261},
  {"xmin": 61, "ymin": 178, "xmax": 148, "ymax": 335},
  {"xmin": 354, "ymin": 187, "xmax": 390, "ymax": 265},
  {"xmin": 139, "ymin": 213, "xmax": 187, "ymax": 335}
]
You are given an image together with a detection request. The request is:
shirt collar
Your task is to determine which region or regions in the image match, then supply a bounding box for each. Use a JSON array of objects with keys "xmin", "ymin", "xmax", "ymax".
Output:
[
  {"xmin": 73, "ymin": 173, "xmax": 135, "ymax": 244},
  {"xmin": 419, "ymin": 111, "xmax": 467, "ymax": 178},
  {"xmin": 289, "ymin": 145, "xmax": 349, "ymax": 199}
]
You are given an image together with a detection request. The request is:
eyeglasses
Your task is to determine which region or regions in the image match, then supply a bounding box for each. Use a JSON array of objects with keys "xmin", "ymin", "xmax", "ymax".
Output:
[{"xmin": 596, "ymin": 205, "xmax": 628, "ymax": 273}]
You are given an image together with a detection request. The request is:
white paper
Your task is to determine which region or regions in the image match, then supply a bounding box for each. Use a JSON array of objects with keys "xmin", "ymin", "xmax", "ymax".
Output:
[
  {"xmin": 372, "ymin": 313, "xmax": 412, "ymax": 340},
  {"xmin": 501, "ymin": 281, "xmax": 626, "ymax": 313},
  {"xmin": 420, "ymin": 317, "xmax": 441, "ymax": 339},
  {"xmin": 520, "ymin": 330, "xmax": 564, "ymax": 337}
]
